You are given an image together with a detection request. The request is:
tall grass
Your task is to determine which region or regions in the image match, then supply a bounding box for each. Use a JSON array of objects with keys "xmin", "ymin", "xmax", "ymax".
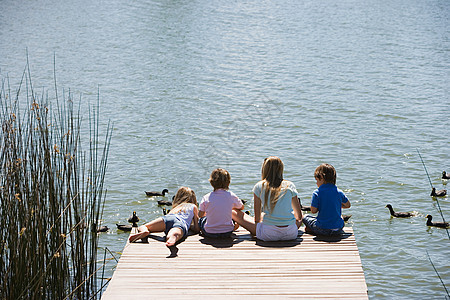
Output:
[{"xmin": 0, "ymin": 63, "xmax": 112, "ymax": 299}]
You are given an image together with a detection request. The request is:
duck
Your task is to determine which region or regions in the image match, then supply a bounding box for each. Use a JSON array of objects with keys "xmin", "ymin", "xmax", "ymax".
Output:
[
  {"xmin": 128, "ymin": 211, "xmax": 139, "ymax": 227},
  {"xmin": 426, "ymin": 215, "xmax": 449, "ymax": 228},
  {"xmin": 442, "ymin": 171, "xmax": 450, "ymax": 180},
  {"xmin": 145, "ymin": 189, "xmax": 169, "ymax": 197},
  {"xmin": 385, "ymin": 204, "xmax": 414, "ymax": 218},
  {"xmin": 430, "ymin": 187, "xmax": 447, "ymax": 197},
  {"xmin": 157, "ymin": 199, "xmax": 172, "ymax": 206},
  {"xmin": 116, "ymin": 224, "xmax": 132, "ymax": 231},
  {"xmin": 97, "ymin": 225, "xmax": 109, "ymax": 233},
  {"xmin": 298, "ymin": 198, "xmax": 311, "ymax": 211},
  {"xmin": 343, "ymin": 215, "xmax": 352, "ymax": 222},
  {"xmin": 301, "ymin": 205, "xmax": 311, "ymax": 212}
]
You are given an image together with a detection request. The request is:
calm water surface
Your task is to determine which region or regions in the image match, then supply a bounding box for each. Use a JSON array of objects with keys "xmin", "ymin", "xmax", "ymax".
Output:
[{"xmin": 1, "ymin": 0, "xmax": 449, "ymax": 298}]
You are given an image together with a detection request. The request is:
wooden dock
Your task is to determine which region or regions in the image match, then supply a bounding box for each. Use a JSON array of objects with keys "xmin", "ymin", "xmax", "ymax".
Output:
[{"xmin": 101, "ymin": 227, "xmax": 368, "ymax": 299}]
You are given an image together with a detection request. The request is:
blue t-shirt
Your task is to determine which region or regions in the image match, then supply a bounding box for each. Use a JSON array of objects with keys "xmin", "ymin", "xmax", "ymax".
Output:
[
  {"xmin": 311, "ymin": 183, "xmax": 348, "ymax": 229},
  {"xmin": 253, "ymin": 180, "xmax": 298, "ymax": 226}
]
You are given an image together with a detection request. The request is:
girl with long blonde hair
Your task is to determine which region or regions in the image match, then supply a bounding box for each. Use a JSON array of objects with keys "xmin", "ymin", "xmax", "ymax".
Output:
[
  {"xmin": 232, "ymin": 156, "xmax": 303, "ymax": 241},
  {"xmin": 129, "ymin": 187, "xmax": 199, "ymax": 246}
]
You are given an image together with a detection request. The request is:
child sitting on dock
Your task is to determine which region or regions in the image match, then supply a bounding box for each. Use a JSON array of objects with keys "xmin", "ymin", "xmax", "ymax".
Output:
[
  {"xmin": 198, "ymin": 168, "xmax": 244, "ymax": 238},
  {"xmin": 232, "ymin": 156, "xmax": 303, "ymax": 241},
  {"xmin": 129, "ymin": 186, "xmax": 199, "ymax": 246},
  {"xmin": 302, "ymin": 163, "xmax": 351, "ymax": 236}
]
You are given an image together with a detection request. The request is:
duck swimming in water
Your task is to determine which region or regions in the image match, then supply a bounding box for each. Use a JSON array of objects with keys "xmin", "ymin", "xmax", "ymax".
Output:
[
  {"xmin": 116, "ymin": 224, "xmax": 132, "ymax": 231},
  {"xmin": 343, "ymin": 215, "xmax": 352, "ymax": 222},
  {"xmin": 385, "ymin": 204, "xmax": 414, "ymax": 218},
  {"xmin": 426, "ymin": 215, "xmax": 449, "ymax": 228},
  {"xmin": 430, "ymin": 187, "xmax": 447, "ymax": 197},
  {"xmin": 97, "ymin": 225, "xmax": 109, "ymax": 233},
  {"xmin": 301, "ymin": 205, "xmax": 311, "ymax": 212},
  {"xmin": 298, "ymin": 198, "xmax": 311, "ymax": 211},
  {"xmin": 442, "ymin": 171, "xmax": 449, "ymax": 185},
  {"xmin": 145, "ymin": 189, "xmax": 169, "ymax": 197},
  {"xmin": 157, "ymin": 199, "xmax": 172, "ymax": 206},
  {"xmin": 128, "ymin": 211, "xmax": 139, "ymax": 227}
]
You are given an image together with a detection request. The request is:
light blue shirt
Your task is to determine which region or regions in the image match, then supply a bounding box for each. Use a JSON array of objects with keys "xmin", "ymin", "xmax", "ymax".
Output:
[
  {"xmin": 171, "ymin": 203, "xmax": 196, "ymax": 233},
  {"xmin": 253, "ymin": 180, "xmax": 298, "ymax": 226}
]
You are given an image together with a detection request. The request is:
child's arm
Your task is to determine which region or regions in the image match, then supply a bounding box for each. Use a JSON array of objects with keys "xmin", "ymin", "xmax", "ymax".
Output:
[
  {"xmin": 232, "ymin": 193, "xmax": 244, "ymax": 211},
  {"xmin": 254, "ymin": 194, "xmax": 262, "ymax": 223},
  {"xmin": 291, "ymin": 196, "xmax": 303, "ymax": 222},
  {"xmin": 233, "ymin": 205, "xmax": 244, "ymax": 211},
  {"xmin": 233, "ymin": 201, "xmax": 244, "ymax": 211},
  {"xmin": 310, "ymin": 191, "xmax": 319, "ymax": 214},
  {"xmin": 190, "ymin": 206, "xmax": 200, "ymax": 233},
  {"xmin": 198, "ymin": 210, "xmax": 205, "ymax": 218},
  {"xmin": 342, "ymin": 199, "xmax": 351, "ymax": 209}
]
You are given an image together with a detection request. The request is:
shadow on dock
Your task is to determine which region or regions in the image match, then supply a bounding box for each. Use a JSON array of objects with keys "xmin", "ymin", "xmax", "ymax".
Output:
[
  {"xmin": 199, "ymin": 233, "xmax": 247, "ymax": 248},
  {"xmin": 313, "ymin": 231, "xmax": 353, "ymax": 243}
]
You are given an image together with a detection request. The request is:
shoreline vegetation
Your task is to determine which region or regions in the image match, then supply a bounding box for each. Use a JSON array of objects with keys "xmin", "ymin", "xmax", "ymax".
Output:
[{"xmin": 0, "ymin": 63, "xmax": 112, "ymax": 299}]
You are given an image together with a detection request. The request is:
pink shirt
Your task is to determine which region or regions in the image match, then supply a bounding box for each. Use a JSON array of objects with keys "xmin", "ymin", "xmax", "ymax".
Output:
[{"xmin": 199, "ymin": 189, "xmax": 243, "ymax": 233}]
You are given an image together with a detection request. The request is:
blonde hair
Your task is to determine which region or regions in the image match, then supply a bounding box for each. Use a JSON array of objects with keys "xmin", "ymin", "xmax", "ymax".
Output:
[
  {"xmin": 314, "ymin": 163, "xmax": 336, "ymax": 184},
  {"xmin": 170, "ymin": 187, "xmax": 197, "ymax": 214},
  {"xmin": 261, "ymin": 156, "xmax": 284, "ymax": 212},
  {"xmin": 209, "ymin": 168, "xmax": 231, "ymax": 191}
]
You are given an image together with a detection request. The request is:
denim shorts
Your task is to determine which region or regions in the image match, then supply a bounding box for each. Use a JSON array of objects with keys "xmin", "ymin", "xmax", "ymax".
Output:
[
  {"xmin": 198, "ymin": 217, "xmax": 233, "ymax": 238},
  {"xmin": 256, "ymin": 222, "xmax": 299, "ymax": 241},
  {"xmin": 302, "ymin": 215, "xmax": 343, "ymax": 236},
  {"xmin": 162, "ymin": 214, "xmax": 188, "ymax": 237}
]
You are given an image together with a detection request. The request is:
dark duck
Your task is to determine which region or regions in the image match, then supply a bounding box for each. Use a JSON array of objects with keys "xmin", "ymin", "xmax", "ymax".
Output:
[
  {"xmin": 426, "ymin": 215, "xmax": 449, "ymax": 228},
  {"xmin": 385, "ymin": 204, "xmax": 413, "ymax": 218},
  {"xmin": 97, "ymin": 225, "xmax": 109, "ymax": 233},
  {"xmin": 301, "ymin": 205, "xmax": 311, "ymax": 212},
  {"xmin": 128, "ymin": 211, "xmax": 140, "ymax": 227},
  {"xmin": 343, "ymin": 215, "xmax": 352, "ymax": 222},
  {"xmin": 158, "ymin": 194, "xmax": 176, "ymax": 206},
  {"xmin": 430, "ymin": 187, "xmax": 447, "ymax": 197},
  {"xmin": 442, "ymin": 171, "xmax": 450, "ymax": 180},
  {"xmin": 298, "ymin": 198, "xmax": 311, "ymax": 211},
  {"xmin": 145, "ymin": 189, "xmax": 169, "ymax": 197},
  {"xmin": 157, "ymin": 199, "xmax": 173, "ymax": 206},
  {"xmin": 116, "ymin": 224, "xmax": 132, "ymax": 231}
]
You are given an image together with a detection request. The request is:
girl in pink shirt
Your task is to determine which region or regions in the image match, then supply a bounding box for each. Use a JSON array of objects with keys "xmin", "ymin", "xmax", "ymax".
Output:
[{"xmin": 199, "ymin": 168, "xmax": 244, "ymax": 238}]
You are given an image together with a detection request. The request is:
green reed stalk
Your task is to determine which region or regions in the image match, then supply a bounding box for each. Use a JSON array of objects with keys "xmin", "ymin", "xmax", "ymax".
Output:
[{"xmin": 0, "ymin": 61, "xmax": 112, "ymax": 299}]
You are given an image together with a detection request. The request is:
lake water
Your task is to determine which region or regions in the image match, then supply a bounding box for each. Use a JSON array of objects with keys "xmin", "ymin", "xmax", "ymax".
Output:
[{"xmin": 1, "ymin": 0, "xmax": 449, "ymax": 298}]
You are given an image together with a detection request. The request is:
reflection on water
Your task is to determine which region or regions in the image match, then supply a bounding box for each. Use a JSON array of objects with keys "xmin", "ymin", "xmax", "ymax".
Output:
[{"xmin": 1, "ymin": 0, "xmax": 449, "ymax": 298}]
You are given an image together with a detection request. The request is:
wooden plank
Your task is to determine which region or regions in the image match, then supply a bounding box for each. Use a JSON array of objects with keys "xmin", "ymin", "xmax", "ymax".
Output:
[{"xmin": 101, "ymin": 227, "xmax": 368, "ymax": 299}]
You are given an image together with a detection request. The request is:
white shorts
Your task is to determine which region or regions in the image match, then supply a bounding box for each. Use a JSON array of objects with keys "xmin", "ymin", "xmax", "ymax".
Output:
[{"xmin": 256, "ymin": 222, "xmax": 299, "ymax": 242}]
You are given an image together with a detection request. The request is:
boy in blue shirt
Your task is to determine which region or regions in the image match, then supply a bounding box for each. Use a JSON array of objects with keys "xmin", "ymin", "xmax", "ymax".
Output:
[{"xmin": 302, "ymin": 163, "xmax": 351, "ymax": 236}]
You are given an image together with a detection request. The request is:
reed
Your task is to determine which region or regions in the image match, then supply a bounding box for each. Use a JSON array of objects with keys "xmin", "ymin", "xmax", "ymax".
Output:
[{"xmin": 0, "ymin": 64, "xmax": 112, "ymax": 299}]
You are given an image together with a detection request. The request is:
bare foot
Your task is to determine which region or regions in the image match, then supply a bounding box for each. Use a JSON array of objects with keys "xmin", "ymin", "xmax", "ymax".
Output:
[
  {"xmin": 129, "ymin": 230, "xmax": 149, "ymax": 242},
  {"xmin": 166, "ymin": 235, "xmax": 177, "ymax": 247}
]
